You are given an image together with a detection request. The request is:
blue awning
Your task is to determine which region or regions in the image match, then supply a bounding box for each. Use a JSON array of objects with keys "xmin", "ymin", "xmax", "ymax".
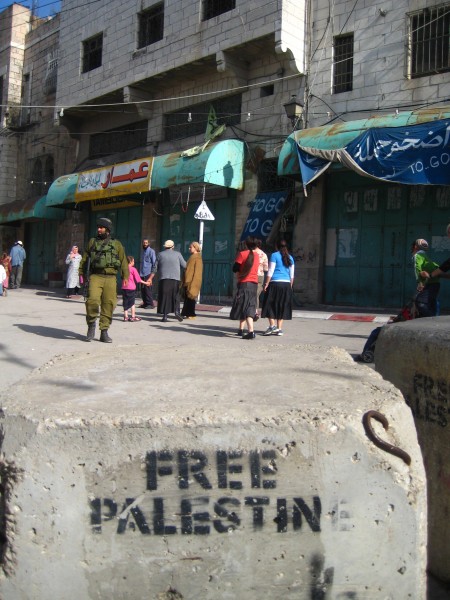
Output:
[
  {"xmin": 151, "ymin": 139, "xmax": 245, "ymax": 190},
  {"xmin": 278, "ymin": 107, "xmax": 450, "ymax": 180},
  {"xmin": 45, "ymin": 173, "xmax": 78, "ymax": 207},
  {"xmin": 0, "ymin": 196, "xmax": 65, "ymax": 224}
]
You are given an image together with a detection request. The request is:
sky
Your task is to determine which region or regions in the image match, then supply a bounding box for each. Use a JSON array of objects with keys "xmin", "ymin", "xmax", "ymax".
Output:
[{"xmin": 0, "ymin": 0, "xmax": 61, "ymax": 18}]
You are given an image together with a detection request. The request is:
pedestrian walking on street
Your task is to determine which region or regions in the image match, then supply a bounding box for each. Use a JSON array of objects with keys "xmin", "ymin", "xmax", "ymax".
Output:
[
  {"xmin": 0, "ymin": 262, "xmax": 6, "ymax": 296},
  {"xmin": 79, "ymin": 217, "xmax": 129, "ymax": 343},
  {"xmin": 65, "ymin": 245, "xmax": 82, "ymax": 297},
  {"xmin": 230, "ymin": 236, "xmax": 260, "ymax": 339},
  {"xmin": 411, "ymin": 238, "xmax": 440, "ymax": 318},
  {"xmin": 255, "ymin": 238, "xmax": 269, "ymax": 320},
  {"xmin": 181, "ymin": 241, "xmax": 203, "ymax": 319},
  {"xmin": 9, "ymin": 241, "xmax": 26, "ymax": 289},
  {"xmin": 262, "ymin": 239, "xmax": 295, "ymax": 337},
  {"xmin": 139, "ymin": 238, "xmax": 156, "ymax": 308},
  {"xmin": 149, "ymin": 240, "xmax": 186, "ymax": 322},
  {"xmin": 421, "ymin": 223, "xmax": 450, "ymax": 282},
  {"xmin": 1, "ymin": 252, "xmax": 11, "ymax": 296},
  {"xmin": 122, "ymin": 256, "xmax": 150, "ymax": 322}
]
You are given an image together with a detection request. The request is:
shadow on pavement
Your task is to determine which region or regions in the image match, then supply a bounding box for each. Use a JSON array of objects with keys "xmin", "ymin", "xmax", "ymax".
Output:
[{"xmin": 14, "ymin": 324, "xmax": 85, "ymax": 341}]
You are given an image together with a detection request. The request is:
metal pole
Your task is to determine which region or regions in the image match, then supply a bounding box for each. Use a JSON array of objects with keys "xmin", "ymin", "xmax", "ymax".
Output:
[{"xmin": 198, "ymin": 220, "xmax": 204, "ymax": 303}]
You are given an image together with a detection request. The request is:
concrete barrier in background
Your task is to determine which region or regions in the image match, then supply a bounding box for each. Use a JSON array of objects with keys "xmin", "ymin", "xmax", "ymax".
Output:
[
  {"xmin": 0, "ymin": 343, "xmax": 426, "ymax": 599},
  {"xmin": 375, "ymin": 316, "xmax": 450, "ymax": 583}
]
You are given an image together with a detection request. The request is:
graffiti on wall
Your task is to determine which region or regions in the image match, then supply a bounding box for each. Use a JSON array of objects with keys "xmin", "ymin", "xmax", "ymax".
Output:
[
  {"xmin": 405, "ymin": 372, "xmax": 449, "ymax": 427},
  {"xmin": 88, "ymin": 449, "xmax": 352, "ymax": 537}
]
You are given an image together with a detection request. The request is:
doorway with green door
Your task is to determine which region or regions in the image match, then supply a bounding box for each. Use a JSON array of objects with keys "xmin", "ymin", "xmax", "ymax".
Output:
[
  {"xmin": 161, "ymin": 188, "xmax": 236, "ymax": 303},
  {"xmin": 324, "ymin": 172, "xmax": 450, "ymax": 310}
]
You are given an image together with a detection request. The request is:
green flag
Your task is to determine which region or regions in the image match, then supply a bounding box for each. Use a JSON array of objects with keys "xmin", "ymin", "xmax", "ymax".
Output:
[{"xmin": 205, "ymin": 105, "xmax": 226, "ymax": 142}]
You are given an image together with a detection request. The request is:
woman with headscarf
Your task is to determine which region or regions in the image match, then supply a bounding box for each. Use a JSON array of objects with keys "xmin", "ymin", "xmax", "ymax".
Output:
[
  {"xmin": 230, "ymin": 236, "xmax": 260, "ymax": 339},
  {"xmin": 181, "ymin": 241, "xmax": 203, "ymax": 319},
  {"xmin": 261, "ymin": 239, "xmax": 295, "ymax": 336},
  {"xmin": 65, "ymin": 245, "xmax": 82, "ymax": 298}
]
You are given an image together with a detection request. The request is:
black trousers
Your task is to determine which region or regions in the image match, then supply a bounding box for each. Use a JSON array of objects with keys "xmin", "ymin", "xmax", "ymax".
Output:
[{"xmin": 140, "ymin": 274, "xmax": 154, "ymax": 306}]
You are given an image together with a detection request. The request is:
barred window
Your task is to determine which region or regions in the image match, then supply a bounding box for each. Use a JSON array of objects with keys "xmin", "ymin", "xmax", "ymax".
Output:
[
  {"xmin": 82, "ymin": 33, "xmax": 103, "ymax": 73},
  {"xmin": 258, "ymin": 159, "xmax": 295, "ymax": 193},
  {"xmin": 164, "ymin": 95, "xmax": 242, "ymax": 142},
  {"xmin": 138, "ymin": 3, "xmax": 164, "ymax": 49},
  {"xmin": 333, "ymin": 33, "xmax": 353, "ymax": 94},
  {"xmin": 203, "ymin": 0, "xmax": 236, "ymax": 21},
  {"xmin": 89, "ymin": 121, "xmax": 148, "ymax": 158},
  {"xmin": 30, "ymin": 159, "xmax": 43, "ymax": 197},
  {"xmin": 43, "ymin": 48, "xmax": 58, "ymax": 96},
  {"xmin": 409, "ymin": 5, "xmax": 450, "ymax": 77}
]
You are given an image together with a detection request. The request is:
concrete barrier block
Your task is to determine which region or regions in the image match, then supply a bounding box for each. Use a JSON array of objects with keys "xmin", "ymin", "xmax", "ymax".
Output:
[
  {"xmin": 0, "ymin": 344, "xmax": 426, "ymax": 599},
  {"xmin": 375, "ymin": 316, "xmax": 450, "ymax": 582}
]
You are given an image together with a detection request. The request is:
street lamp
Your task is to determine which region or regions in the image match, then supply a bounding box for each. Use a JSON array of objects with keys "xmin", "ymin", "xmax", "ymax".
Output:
[{"xmin": 283, "ymin": 95, "xmax": 303, "ymax": 129}]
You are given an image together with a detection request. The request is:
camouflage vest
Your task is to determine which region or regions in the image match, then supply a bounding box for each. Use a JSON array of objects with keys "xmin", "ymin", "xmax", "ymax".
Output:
[{"xmin": 89, "ymin": 238, "xmax": 121, "ymax": 271}]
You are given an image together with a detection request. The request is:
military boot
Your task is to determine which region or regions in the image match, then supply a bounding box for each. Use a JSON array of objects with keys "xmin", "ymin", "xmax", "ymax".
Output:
[
  {"xmin": 86, "ymin": 322, "xmax": 96, "ymax": 342},
  {"xmin": 100, "ymin": 329, "xmax": 112, "ymax": 343}
]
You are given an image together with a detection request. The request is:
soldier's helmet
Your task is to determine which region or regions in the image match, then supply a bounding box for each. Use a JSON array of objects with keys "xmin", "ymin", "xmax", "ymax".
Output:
[{"xmin": 97, "ymin": 217, "xmax": 113, "ymax": 232}]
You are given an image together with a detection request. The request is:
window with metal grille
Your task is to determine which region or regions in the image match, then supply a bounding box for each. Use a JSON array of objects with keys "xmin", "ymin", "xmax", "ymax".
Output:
[
  {"xmin": 30, "ymin": 159, "xmax": 43, "ymax": 197},
  {"xmin": 258, "ymin": 159, "xmax": 295, "ymax": 193},
  {"xmin": 333, "ymin": 33, "xmax": 353, "ymax": 94},
  {"xmin": 89, "ymin": 121, "xmax": 148, "ymax": 158},
  {"xmin": 164, "ymin": 94, "xmax": 242, "ymax": 142},
  {"xmin": 43, "ymin": 47, "xmax": 58, "ymax": 96},
  {"xmin": 203, "ymin": 0, "xmax": 236, "ymax": 21},
  {"xmin": 409, "ymin": 5, "xmax": 450, "ymax": 77},
  {"xmin": 138, "ymin": 3, "xmax": 164, "ymax": 49},
  {"xmin": 82, "ymin": 33, "xmax": 103, "ymax": 73}
]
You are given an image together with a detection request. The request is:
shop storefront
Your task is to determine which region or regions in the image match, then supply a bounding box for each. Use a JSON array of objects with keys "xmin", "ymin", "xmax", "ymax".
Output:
[{"xmin": 278, "ymin": 108, "xmax": 450, "ymax": 309}]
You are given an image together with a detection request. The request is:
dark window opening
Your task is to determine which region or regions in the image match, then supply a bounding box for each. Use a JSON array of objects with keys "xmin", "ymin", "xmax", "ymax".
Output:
[
  {"xmin": 260, "ymin": 85, "xmax": 274, "ymax": 98},
  {"xmin": 89, "ymin": 121, "xmax": 148, "ymax": 158},
  {"xmin": 203, "ymin": 0, "xmax": 236, "ymax": 21},
  {"xmin": 410, "ymin": 5, "xmax": 450, "ymax": 77},
  {"xmin": 333, "ymin": 33, "xmax": 353, "ymax": 94},
  {"xmin": 258, "ymin": 159, "xmax": 295, "ymax": 193},
  {"xmin": 164, "ymin": 94, "xmax": 242, "ymax": 142},
  {"xmin": 82, "ymin": 33, "xmax": 103, "ymax": 73},
  {"xmin": 138, "ymin": 3, "xmax": 164, "ymax": 49},
  {"xmin": 30, "ymin": 159, "xmax": 43, "ymax": 197}
]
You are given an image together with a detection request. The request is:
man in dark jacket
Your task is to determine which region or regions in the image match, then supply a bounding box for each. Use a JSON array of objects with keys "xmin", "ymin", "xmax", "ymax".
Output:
[{"xmin": 79, "ymin": 217, "xmax": 129, "ymax": 343}]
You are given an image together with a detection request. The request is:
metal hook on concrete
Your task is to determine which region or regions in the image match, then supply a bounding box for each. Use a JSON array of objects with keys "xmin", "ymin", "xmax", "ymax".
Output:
[{"xmin": 362, "ymin": 410, "xmax": 411, "ymax": 466}]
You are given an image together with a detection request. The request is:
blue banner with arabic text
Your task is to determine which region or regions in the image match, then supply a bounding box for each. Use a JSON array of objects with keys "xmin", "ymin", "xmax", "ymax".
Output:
[{"xmin": 297, "ymin": 119, "xmax": 450, "ymax": 186}]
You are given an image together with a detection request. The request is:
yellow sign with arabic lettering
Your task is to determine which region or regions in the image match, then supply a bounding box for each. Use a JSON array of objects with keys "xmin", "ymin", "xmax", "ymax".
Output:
[{"xmin": 75, "ymin": 157, "xmax": 154, "ymax": 202}]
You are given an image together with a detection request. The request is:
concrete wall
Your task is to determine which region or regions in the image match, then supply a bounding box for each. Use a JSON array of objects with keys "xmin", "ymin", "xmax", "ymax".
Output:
[
  {"xmin": 56, "ymin": 0, "xmax": 305, "ymax": 108},
  {"xmin": 375, "ymin": 316, "xmax": 450, "ymax": 582},
  {"xmin": 306, "ymin": 0, "xmax": 449, "ymax": 128},
  {"xmin": 0, "ymin": 344, "xmax": 427, "ymax": 598}
]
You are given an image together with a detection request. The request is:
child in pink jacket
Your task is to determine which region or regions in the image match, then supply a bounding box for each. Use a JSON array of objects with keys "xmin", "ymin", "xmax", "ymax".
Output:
[{"xmin": 122, "ymin": 256, "xmax": 149, "ymax": 321}]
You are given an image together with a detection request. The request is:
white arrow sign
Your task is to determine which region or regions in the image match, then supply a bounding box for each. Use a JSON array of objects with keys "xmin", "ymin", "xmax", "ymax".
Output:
[{"xmin": 194, "ymin": 200, "xmax": 215, "ymax": 221}]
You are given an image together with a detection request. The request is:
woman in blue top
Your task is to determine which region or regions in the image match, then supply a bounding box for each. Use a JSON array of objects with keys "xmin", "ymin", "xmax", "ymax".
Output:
[{"xmin": 261, "ymin": 240, "xmax": 294, "ymax": 336}]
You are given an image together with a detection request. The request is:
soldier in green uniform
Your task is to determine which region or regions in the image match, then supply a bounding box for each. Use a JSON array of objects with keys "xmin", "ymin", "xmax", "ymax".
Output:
[{"xmin": 79, "ymin": 217, "xmax": 129, "ymax": 343}]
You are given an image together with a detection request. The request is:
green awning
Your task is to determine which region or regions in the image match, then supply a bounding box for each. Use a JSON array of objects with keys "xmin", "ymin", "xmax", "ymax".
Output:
[
  {"xmin": 278, "ymin": 107, "xmax": 450, "ymax": 178},
  {"xmin": 45, "ymin": 173, "xmax": 78, "ymax": 207},
  {"xmin": 0, "ymin": 196, "xmax": 65, "ymax": 224},
  {"xmin": 151, "ymin": 139, "xmax": 245, "ymax": 190}
]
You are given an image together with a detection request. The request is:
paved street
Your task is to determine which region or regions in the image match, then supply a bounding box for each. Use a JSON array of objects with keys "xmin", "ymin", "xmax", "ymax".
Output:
[{"xmin": 0, "ymin": 286, "xmax": 384, "ymax": 390}]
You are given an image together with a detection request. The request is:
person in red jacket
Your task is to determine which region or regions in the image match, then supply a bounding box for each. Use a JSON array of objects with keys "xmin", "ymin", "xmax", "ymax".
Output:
[{"xmin": 230, "ymin": 236, "xmax": 260, "ymax": 339}]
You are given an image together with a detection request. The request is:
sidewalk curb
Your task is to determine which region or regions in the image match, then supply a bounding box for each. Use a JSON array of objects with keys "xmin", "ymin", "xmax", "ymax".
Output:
[{"xmin": 197, "ymin": 304, "xmax": 391, "ymax": 324}]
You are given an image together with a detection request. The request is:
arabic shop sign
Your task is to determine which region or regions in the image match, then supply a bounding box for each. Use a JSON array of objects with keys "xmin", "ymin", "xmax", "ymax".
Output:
[
  {"xmin": 75, "ymin": 157, "xmax": 154, "ymax": 201},
  {"xmin": 297, "ymin": 119, "xmax": 450, "ymax": 186}
]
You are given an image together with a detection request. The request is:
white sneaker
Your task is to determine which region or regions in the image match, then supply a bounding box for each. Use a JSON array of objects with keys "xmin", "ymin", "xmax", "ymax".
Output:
[
  {"xmin": 272, "ymin": 328, "xmax": 283, "ymax": 335},
  {"xmin": 263, "ymin": 326, "xmax": 276, "ymax": 336}
]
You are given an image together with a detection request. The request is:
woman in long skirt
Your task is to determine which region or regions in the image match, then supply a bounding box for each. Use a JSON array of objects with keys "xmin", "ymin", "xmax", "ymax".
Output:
[
  {"xmin": 230, "ymin": 236, "xmax": 260, "ymax": 339},
  {"xmin": 65, "ymin": 245, "xmax": 82, "ymax": 297},
  {"xmin": 261, "ymin": 240, "xmax": 295, "ymax": 336}
]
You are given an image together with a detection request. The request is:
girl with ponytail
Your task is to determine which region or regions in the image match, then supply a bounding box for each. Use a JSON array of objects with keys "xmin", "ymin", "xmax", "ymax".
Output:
[{"xmin": 261, "ymin": 240, "xmax": 295, "ymax": 336}]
